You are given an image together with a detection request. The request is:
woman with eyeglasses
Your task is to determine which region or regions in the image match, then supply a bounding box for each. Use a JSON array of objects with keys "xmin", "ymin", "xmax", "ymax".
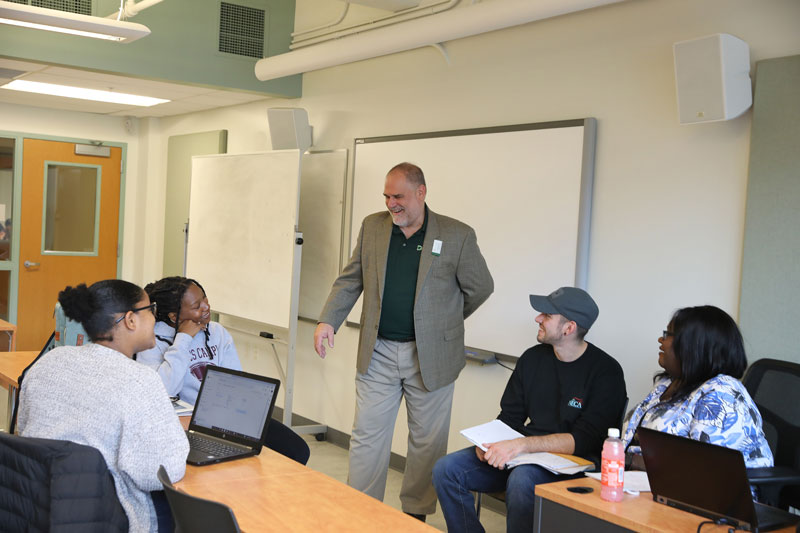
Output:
[
  {"xmin": 17, "ymin": 279, "xmax": 189, "ymax": 532},
  {"xmin": 136, "ymin": 276, "xmax": 310, "ymax": 465},
  {"xmin": 621, "ymin": 305, "xmax": 772, "ymax": 469}
]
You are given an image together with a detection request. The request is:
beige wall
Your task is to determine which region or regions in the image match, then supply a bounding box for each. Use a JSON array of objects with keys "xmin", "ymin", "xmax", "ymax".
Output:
[{"xmin": 3, "ymin": 0, "xmax": 800, "ymax": 458}]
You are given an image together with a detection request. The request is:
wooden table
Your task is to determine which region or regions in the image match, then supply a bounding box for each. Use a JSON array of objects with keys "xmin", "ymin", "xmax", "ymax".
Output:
[
  {"xmin": 0, "ymin": 352, "xmax": 434, "ymax": 531},
  {"xmin": 534, "ymin": 477, "xmax": 795, "ymax": 532},
  {"xmin": 0, "ymin": 350, "xmax": 38, "ymax": 428},
  {"xmin": 0, "ymin": 319, "xmax": 17, "ymax": 351},
  {"xmin": 175, "ymin": 425, "xmax": 436, "ymax": 532}
]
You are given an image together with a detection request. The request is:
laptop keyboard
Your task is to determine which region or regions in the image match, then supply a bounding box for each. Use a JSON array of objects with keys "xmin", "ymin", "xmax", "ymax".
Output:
[{"xmin": 187, "ymin": 432, "xmax": 244, "ymax": 457}]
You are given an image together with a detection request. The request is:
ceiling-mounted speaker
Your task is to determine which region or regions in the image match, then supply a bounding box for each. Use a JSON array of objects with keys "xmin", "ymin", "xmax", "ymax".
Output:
[
  {"xmin": 673, "ymin": 33, "xmax": 752, "ymax": 124},
  {"xmin": 267, "ymin": 108, "xmax": 312, "ymax": 152}
]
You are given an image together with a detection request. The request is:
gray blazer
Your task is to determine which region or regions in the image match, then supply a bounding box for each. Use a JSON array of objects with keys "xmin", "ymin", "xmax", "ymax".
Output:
[{"xmin": 319, "ymin": 208, "xmax": 494, "ymax": 391}]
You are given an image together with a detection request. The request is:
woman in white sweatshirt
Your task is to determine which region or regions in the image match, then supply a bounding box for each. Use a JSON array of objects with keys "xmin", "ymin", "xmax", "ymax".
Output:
[{"xmin": 136, "ymin": 276, "xmax": 309, "ymax": 465}]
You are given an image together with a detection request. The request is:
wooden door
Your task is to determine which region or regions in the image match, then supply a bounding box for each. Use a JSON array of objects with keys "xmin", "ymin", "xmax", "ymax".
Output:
[{"xmin": 17, "ymin": 139, "xmax": 121, "ymax": 350}]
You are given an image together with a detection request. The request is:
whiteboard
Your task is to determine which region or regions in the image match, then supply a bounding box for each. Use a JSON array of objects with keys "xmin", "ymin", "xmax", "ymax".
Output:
[
  {"xmin": 348, "ymin": 120, "xmax": 596, "ymax": 357},
  {"xmin": 298, "ymin": 150, "xmax": 348, "ymax": 320},
  {"xmin": 187, "ymin": 150, "xmax": 301, "ymax": 327}
]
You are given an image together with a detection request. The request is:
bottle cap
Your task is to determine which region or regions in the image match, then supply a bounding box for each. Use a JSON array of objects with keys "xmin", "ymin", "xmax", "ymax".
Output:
[{"xmin": 607, "ymin": 428, "xmax": 620, "ymax": 438}]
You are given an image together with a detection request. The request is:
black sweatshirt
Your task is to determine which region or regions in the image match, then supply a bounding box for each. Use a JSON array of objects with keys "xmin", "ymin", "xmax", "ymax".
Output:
[{"xmin": 498, "ymin": 342, "xmax": 627, "ymax": 465}]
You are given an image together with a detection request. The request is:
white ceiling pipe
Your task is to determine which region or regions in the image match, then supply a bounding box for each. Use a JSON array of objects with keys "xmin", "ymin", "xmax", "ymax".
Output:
[
  {"xmin": 105, "ymin": 0, "xmax": 164, "ymax": 19},
  {"xmin": 292, "ymin": 0, "xmax": 458, "ymax": 48},
  {"xmin": 255, "ymin": 0, "xmax": 628, "ymax": 82},
  {"xmin": 292, "ymin": 1, "xmax": 350, "ymax": 38}
]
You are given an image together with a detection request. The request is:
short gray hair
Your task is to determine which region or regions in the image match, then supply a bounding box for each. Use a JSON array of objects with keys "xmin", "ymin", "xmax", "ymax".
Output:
[{"xmin": 388, "ymin": 162, "xmax": 426, "ymax": 187}]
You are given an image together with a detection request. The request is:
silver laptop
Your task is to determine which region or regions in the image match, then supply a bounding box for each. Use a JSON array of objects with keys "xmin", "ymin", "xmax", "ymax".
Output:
[
  {"xmin": 639, "ymin": 427, "xmax": 800, "ymax": 532},
  {"xmin": 185, "ymin": 365, "xmax": 280, "ymax": 466}
]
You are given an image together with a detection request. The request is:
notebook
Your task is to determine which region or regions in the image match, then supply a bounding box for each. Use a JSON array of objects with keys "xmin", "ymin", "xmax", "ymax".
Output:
[
  {"xmin": 638, "ymin": 427, "xmax": 800, "ymax": 532},
  {"xmin": 185, "ymin": 365, "xmax": 280, "ymax": 466}
]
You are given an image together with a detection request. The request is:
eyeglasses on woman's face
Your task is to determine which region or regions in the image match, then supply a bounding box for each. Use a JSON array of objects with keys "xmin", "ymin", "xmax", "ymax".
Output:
[{"xmin": 114, "ymin": 302, "xmax": 157, "ymax": 324}]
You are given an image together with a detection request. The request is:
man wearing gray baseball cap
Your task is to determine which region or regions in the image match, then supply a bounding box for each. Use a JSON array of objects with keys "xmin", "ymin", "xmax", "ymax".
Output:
[{"xmin": 433, "ymin": 287, "xmax": 626, "ymax": 533}]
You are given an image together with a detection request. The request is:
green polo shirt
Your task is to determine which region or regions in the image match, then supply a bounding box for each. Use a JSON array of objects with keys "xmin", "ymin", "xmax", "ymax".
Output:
[{"xmin": 377, "ymin": 209, "xmax": 428, "ymax": 341}]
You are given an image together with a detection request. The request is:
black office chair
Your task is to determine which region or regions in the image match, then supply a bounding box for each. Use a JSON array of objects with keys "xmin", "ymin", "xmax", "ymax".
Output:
[
  {"xmin": 0, "ymin": 432, "xmax": 128, "ymax": 531},
  {"xmin": 742, "ymin": 358, "xmax": 800, "ymax": 510},
  {"xmin": 475, "ymin": 397, "xmax": 629, "ymax": 519},
  {"xmin": 157, "ymin": 465, "xmax": 241, "ymax": 533}
]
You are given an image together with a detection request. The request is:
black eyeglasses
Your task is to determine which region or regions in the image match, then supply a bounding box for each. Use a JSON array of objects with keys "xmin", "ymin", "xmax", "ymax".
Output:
[
  {"xmin": 662, "ymin": 329, "xmax": 674, "ymax": 338},
  {"xmin": 114, "ymin": 302, "xmax": 157, "ymax": 324}
]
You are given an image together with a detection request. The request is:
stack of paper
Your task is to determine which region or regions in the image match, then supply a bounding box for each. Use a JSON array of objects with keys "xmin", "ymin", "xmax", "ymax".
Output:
[
  {"xmin": 460, "ymin": 419, "xmax": 594, "ymax": 475},
  {"xmin": 172, "ymin": 398, "xmax": 194, "ymax": 416}
]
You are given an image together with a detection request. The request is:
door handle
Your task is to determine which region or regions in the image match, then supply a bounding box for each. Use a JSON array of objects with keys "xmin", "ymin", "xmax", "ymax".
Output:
[{"xmin": 23, "ymin": 260, "xmax": 40, "ymax": 268}]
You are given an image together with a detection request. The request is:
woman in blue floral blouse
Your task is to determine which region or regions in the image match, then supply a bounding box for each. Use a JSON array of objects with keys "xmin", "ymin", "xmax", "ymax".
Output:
[{"xmin": 622, "ymin": 305, "xmax": 773, "ymax": 469}]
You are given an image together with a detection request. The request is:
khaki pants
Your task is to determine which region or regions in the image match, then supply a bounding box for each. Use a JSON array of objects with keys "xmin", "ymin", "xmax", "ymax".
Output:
[{"xmin": 348, "ymin": 337, "xmax": 455, "ymax": 515}]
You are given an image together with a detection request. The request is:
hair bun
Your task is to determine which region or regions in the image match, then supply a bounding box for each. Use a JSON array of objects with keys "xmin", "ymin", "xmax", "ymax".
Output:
[{"xmin": 58, "ymin": 284, "xmax": 95, "ymax": 324}]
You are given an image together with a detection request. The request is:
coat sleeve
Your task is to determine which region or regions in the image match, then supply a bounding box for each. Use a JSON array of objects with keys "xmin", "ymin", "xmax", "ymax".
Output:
[
  {"xmin": 456, "ymin": 227, "xmax": 493, "ymax": 319},
  {"xmin": 117, "ymin": 374, "xmax": 189, "ymax": 492},
  {"xmin": 497, "ymin": 354, "xmax": 530, "ymax": 433},
  {"xmin": 318, "ymin": 221, "xmax": 366, "ymax": 331}
]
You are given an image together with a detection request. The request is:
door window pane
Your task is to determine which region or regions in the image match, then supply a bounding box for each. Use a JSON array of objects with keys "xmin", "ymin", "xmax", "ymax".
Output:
[
  {"xmin": 44, "ymin": 164, "xmax": 99, "ymax": 253},
  {"xmin": 0, "ymin": 138, "xmax": 14, "ymax": 261}
]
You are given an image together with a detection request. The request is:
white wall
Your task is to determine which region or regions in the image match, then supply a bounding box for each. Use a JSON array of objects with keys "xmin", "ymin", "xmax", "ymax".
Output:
[{"xmin": 6, "ymin": 0, "xmax": 800, "ymax": 459}]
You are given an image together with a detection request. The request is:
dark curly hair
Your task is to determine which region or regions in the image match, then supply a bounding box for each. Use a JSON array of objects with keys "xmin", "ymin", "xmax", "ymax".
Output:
[
  {"xmin": 144, "ymin": 276, "xmax": 214, "ymax": 360},
  {"xmin": 659, "ymin": 305, "xmax": 747, "ymax": 401},
  {"xmin": 58, "ymin": 280, "xmax": 145, "ymax": 342}
]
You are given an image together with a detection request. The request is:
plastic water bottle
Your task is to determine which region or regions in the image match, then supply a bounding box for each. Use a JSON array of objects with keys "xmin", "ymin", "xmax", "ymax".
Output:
[{"xmin": 600, "ymin": 427, "xmax": 624, "ymax": 502}]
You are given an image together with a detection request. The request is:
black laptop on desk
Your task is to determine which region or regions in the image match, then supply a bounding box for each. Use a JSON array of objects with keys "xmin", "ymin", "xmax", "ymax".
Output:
[
  {"xmin": 185, "ymin": 365, "xmax": 280, "ymax": 466},
  {"xmin": 638, "ymin": 427, "xmax": 800, "ymax": 532}
]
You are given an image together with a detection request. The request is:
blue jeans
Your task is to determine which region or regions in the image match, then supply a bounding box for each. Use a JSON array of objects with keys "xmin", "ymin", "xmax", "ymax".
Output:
[{"xmin": 433, "ymin": 446, "xmax": 577, "ymax": 533}]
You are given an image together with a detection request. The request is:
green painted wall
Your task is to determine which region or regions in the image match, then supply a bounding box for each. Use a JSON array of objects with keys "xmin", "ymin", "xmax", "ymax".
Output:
[{"xmin": 0, "ymin": 0, "xmax": 300, "ymax": 97}]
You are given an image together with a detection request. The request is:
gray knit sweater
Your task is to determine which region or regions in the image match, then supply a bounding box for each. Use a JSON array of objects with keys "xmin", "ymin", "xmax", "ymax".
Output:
[{"xmin": 18, "ymin": 343, "xmax": 190, "ymax": 532}]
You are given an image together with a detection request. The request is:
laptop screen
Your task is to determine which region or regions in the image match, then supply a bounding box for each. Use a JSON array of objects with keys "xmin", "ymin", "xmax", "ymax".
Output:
[
  {"xmin": 638, "ymin": 427, "xmax": 756, "ymax": 528},
  {"xmin": 191, "ymin": 366, "xmax": 279, "ymax": 443}
]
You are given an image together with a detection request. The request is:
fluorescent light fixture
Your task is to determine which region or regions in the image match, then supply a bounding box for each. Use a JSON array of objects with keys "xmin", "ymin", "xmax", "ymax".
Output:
[
  {"xmin": 1, "ymin": 80, "xmax": 169, "ymax": 107},
  {"xmin": 0, "ymin": 1, "xmax": 151, "ymax": 43}
]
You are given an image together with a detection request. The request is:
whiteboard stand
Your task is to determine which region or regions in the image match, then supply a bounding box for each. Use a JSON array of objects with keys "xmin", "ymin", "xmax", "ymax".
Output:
[{"xmin": 283, "ymin": 230, "xmax": 327, "ymax": 438}]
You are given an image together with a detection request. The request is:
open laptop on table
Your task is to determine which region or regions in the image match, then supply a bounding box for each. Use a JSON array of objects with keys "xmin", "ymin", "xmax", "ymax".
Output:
[
  {"xmin": 185, "ymin": 365, "xmax": 280, "ymax": 466},
  {"xmin": 639, "ymin": 427, "xmax": 800, "ymax": 532}
]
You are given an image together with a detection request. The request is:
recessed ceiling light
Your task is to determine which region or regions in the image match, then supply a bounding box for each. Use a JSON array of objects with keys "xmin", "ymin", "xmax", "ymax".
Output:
[
  {"xmin": 0, "ymin": 2, "xmax": 151, "ymax": 43},
  {"xmin": 1, "ymin": 80, "xmax": 169, "ymax": 107}
]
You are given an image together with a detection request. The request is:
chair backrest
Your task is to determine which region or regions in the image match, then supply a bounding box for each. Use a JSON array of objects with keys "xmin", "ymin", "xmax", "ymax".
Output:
[
  {"xmin": 157, "ymin": 465, "xmax": 241, "ymax": 533},
  {"xmin": 742, "ymin": 358, "xmax": 800, "ymax": 472},
  {"xmin": 0, "ymin": 432, "xmax": 128, "ymax": 532},
  {"xmin": 618, "ymin": 397, "xmax": 629, "ymax": 431},
  {"xmin": 54, "ymin": 301, "xmax": 91, "ymax": 347}
]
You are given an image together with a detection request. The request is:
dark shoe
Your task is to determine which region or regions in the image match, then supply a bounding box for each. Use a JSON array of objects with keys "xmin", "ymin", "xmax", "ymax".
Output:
[{"xmin": 405, "ymin": 512, "xmax": 426, "ymax": 522}]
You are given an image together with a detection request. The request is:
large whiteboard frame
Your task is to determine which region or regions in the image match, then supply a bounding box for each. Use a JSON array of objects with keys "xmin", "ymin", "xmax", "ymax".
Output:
[
  {"xmin": 187, "ymin": 150, "xmax": 301, "ymax": 327},
  {"xmin": 347, "ymin": 119, "xmax": 596, "ymax": 358},
  {"xmin": 298, "ymin": 149, "xmax": 348, "ymax": 321}
]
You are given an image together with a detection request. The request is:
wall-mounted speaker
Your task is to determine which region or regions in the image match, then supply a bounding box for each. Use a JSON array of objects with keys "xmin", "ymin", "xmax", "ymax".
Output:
[
  {"xmin": 267, "ymin": 107, "xmax": 313, "ymax": 152},
  {"xmin": 673, "ymin": 33, "xmax": 752, "ymax": 124}
]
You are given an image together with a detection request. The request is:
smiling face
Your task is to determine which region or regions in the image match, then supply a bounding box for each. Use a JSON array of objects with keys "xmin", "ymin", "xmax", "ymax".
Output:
[
  {"xmin": 658, "ymin": 322, "xmax": 681, "ymax": 378},
  {"xmin": 383, "ymin": 169, "xmax": 426, "ymax": 230},
  {"xmin": 174, "ymin": 282, "xmax": 211, "ymax": 327},
  {"xmin": 534, "ymin": 312, "xmax": 569, "ymax": 345}
]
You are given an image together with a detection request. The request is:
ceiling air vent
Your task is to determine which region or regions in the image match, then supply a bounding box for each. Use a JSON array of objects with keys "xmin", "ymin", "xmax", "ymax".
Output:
[
  {"xmin": 29, "ymin": 0, "xmax": 92, "ymax": 16},
  {"xmin": 219, "ymin": 2, "xmax": 265, "ymax": 59}
]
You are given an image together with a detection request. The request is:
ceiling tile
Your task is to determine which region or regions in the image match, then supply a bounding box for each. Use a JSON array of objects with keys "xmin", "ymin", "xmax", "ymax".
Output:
[
  {"xmin": 0, "ymin": 89, "xmax": 133, "ymax": 114},
  {"xmin": 0, "ymin": 62, "xmax": 268, "ymax": 117},
  {"xmin": 0, "ymin": 58, "xmax": 48, "ymax": 73}
]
